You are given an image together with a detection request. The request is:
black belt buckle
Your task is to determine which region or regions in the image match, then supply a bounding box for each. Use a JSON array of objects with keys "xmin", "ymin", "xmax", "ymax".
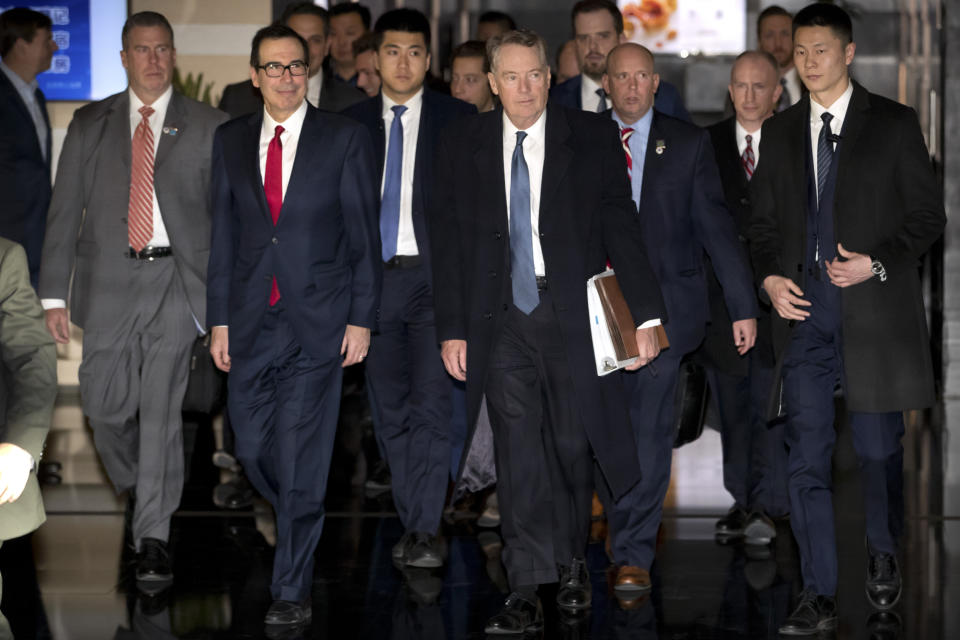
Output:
[
  {"xmin": 383, "ymin": 255, "xmax": 422, "ymax": 270},
  {"xmin": 127, "ymin": 246, "xmax": 173, "ymax": 261},
  {"xmin": 535, "ymin": 276, "xmax": 548, "ymax": 291}
]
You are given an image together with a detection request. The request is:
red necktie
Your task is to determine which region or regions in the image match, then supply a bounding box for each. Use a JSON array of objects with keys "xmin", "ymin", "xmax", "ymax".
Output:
[
  {"xmin": 741, "ymin": 134, "xmax": 755, "ymax": 181},
  {"xmin": 265, "ymin": 125, "xmax": 284, "ymax": 305},
  {"xmin": 620, "ymin": 126, "xmax": 634, "ymax": 178},
  {"xmin": 128, "ymin": 105, "xmax": 155, "ymax": 252}
]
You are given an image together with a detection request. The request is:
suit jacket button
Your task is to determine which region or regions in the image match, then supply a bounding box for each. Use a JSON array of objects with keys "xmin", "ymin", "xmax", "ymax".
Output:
[
  {"xmin": 558, "ymin": 304, "xmax": 567, "ymax": 311},
  {"xmin": 539, "ymin": 231, "xmax": 545, "ymax": 237},
  {"xmin": 502, "ymin": 303, "xmax": 508, "ymax": 311},
  {"xmin": 484, "ymin": 312, "xmax": 493, "ymax": 320},
  {"xmin": 740, "ymin": 197, "xmax": 749, "ymax": 206},
  {"xmin": 797, "ymin": 263, "xmax": 803, "ymax": 273},
  {"xmin": 494, "ymin": 232, "xmax": 502, "ymax": 240},
  {"xmin": 272, "ymin": 237, "xmax": 278, "ymax": 244},
  {"xmin": 264, "ymin": 275, "xmax": 271, "ymax": 281},
  {"xmin": 488, "ymin": 270, "xmax": 497, "ymax": 278}
]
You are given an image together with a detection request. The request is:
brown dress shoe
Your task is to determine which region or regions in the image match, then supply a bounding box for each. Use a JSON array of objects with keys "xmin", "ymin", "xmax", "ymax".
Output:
[{"xmin": 614, "ymin": 566, "xmax": 651, "ymax": 593}]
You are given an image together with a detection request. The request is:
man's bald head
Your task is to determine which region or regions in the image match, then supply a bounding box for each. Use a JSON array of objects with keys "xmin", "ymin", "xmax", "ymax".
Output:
[
  {"xmin": 730, "ymin": 50, "xmax": 779, "ymax": 83},
  {"xmin": 728, "ymin": 50, "xmax": 782, "ymax": 132},
  {"xmin": 603, "ymin": 43, "xmax": 659, "ymax": 124},
  {"xmin": 606, "ymin": 42, "xmax": 654, "ymax": 73}
]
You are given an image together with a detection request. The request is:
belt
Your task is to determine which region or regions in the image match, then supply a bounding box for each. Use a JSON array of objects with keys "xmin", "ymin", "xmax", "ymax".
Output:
[
  {"xmin": 383, "ymin": 255, "xmax": 422, "ymax": 270},
  {"xmin": 126, "ymin": 246, "xmax": 173, "ymax": 260},
  {"xmin": 536, "ymin": 275, "xmax": 548, "ymax": 291}
]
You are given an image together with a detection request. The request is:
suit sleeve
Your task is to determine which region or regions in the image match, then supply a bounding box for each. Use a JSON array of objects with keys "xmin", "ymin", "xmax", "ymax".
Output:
[
  {"xmin": 869, "ymin": 108, "xmax": 945, "ymax": 275},
  {"xmin": 428, "ymin": 128, "xmax": 467, "ymax": 342},
  {"xmin": 746, "ymin": 125, "xmax": 785, "ymax": 288},
  {"xmin": 206, "ymin": 127, "xmax": 236, "ymax": 328},
  {"xmin": 691, "ymin": 129, "xmax": 759, "ymax": 321},
  {"xmin": 0, "ymin": 243, "xmax": 56, "ymax": 460},
  {"xmin": 340, "ymin": 125, "xmax": 381, "ymax": 329},
  {"xmin": 599, "ymin": 120, "xmax": 667, "ymax": 325},
  {"xmin": 37, "ymin": 111, "xmax": 87, "ymax": 301}
]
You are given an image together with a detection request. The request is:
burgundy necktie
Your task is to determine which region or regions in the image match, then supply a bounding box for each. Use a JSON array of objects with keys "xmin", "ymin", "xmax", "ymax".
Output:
[
  {"xmin": 620, "ymin": 127, "xmax": 635, "ymax": 178},
  {"xmin": 128, "ymin": 105, "xmax": 155, "ymax": 251},
  {"xmin": 265, "ymin": 125, "xmax": 284, "ymax": 305},
  {"xmin": 741, "ymin": 134, "xmax": 755, "ymax": 181}
]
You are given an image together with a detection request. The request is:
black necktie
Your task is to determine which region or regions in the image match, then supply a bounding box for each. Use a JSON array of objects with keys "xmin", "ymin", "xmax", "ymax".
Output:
[{"xmin": 778, "ymin": 77, "xmax": 790, "ymax": 112}]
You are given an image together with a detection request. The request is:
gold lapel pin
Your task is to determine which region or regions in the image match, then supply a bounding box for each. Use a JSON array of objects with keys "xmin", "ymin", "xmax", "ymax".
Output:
[{"xmin": 655, "ymin": 139, "xmax": 666, "ymax": 155}]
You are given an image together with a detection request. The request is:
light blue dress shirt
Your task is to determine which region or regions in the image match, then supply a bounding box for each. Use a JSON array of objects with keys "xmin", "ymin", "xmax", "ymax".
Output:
[{"xmin": 612, "ymin": 108, "xmax": 654, "ymax": 210}]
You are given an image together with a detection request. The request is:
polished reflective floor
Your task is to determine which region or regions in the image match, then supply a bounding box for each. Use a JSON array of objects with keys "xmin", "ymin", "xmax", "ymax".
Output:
[{"xmin": 1, "ymin": 392, "xmax": 957, "ymax": 639}]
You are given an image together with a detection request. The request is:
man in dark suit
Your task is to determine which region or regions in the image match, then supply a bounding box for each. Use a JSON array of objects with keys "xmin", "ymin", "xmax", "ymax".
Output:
[
  {"xmin": 431, "ymin": 29, "xmax": 666, "ymax": 634},
  {"xmin": 758, "ymin": 6, "xmax": 803, "ymax": 110},
  {"xmin": 218, "ymin": 3, "xmax": 365, "ymax": 118},
  {"xmin": 342, "ymin": 8, "xmax": 475, "ymax": 570},
  {"xmin": 207, "ymin": 24, "xmax": 379, "ymax": 628},
  {"xmin": 0, "ymin": 237, "xmax": 56, "ymax": 637},
  {"xmin": 39, "ymin": 11, "xmax": 227, "ymax": 590},
  {"xmin": 0, "ymin": 8, "xmax": 56, "ymax": 288},
  {"xmin": 549, "ymin": 0, "xmax": 690, "ymax": 122},
  {"xmin": 599, "ymin": 43, "xmax": 758, "ymax": 595},
  {"xmin": 747, "ymin": 4, "xmax": 944, "ymax": 634},
  {"xmin": 328, "ymin": 3, "xmax": 371, "ymax": 86},
  {"xmin": 703, "ymin": 50, "xmax": 789, "ymax": 546}
]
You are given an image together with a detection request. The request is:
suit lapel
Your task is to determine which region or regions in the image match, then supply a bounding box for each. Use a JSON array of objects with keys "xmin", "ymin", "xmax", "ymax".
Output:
[
  {"xmin": 833, "ymin": 82, "xmax": 869, "ymax": 209},
  {"xmin": 106, "ymin": 92, "xmax": 132, "ymax": 175},
  {"xmin": 725, "ymin": 118, "xmax": 749, "ymax": 192},
  {"xmin": 0, "ymin": 72, "xmax": 46, "ymax": 163},
  {"xmin": 154, "ymin": 91, "xmax": 186, "ymax": 171},
  {"xmin": 281, "ymin": 106, "xmax": 327, "ymax": 224},
  {"xmin": 637, "ymin": 112, "xmax": 666, "ymax": 212},
  {"xmin": 36, "ymin": 88, "xmax": 51, "ymax": 170},
  {"xmin": 540, "ymin": 104, "xmax": 574, "ymax": 225},
  {"xmin": 472, "ymin": 111, "xmax": 507, "ymax": 231},
  {"xmin": 243, "ymin": 112, "xmax": 272, "ymax": 223},
  {"xmin": 373, "ymin": 95, "xmax": 386, "ymax": 182}
]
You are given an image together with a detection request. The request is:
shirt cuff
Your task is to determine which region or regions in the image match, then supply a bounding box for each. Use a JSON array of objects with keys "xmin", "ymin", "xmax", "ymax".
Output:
[
  {"xmin": 40, "ymin": 299, "xmax": 66, "ymax": 310},
  {"xmin": 637, "ymin": 318, "xmax": 662, "ymax": 329}
]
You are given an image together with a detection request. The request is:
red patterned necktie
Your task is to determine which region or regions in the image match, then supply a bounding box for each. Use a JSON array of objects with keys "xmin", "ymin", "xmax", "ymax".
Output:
[
  {"xmin": 265, "ymin": 125, "xmax": 284, "ymax": 305},
  {"xmin": 128, "ymin": 105, "xmax": 155, "ymax": 251},
  {"xmin": 620, "ymin": 127, "xmax": 634, "ymax": 177},
  {"xmin": 741, "ymin": 134, "xmax": 755, "ymax": 181}
]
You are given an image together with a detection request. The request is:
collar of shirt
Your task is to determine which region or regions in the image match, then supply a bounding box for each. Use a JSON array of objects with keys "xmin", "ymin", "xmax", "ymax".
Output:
[
  {"xmin": 809, "ymin": 79, "xmax": 854, "ymax": 136},
  {"xmin": 502, "ymin": 107, "xmax": 546, "ymax": 149},
  {"xmin": 612, "ymin": 107, "xmax": 653, "ymax": 154},
  {"xmin": 129, "ymin": 85, "xmax": 173, "ymax": 134},
  {"xmin": 306, "ymin": 71, "xmax": 323, "ymax": 107},
  {"xmin": 382, "ymin": 87, "xmax": 424, "ymax": 122},
  {"xmin": 0, "ymin": 58, "xmax": 38, "ymax": 94},
  {"xmin": 262, "ymin": 99, "xmax": 307, "ymax": 143},
  {"xmin": 580, "ymin": 74, "xmax": 609, "ymax": 111},
  {"xmin": 735, "ymin": 119, "xmax": 761, "ymax": 163}
]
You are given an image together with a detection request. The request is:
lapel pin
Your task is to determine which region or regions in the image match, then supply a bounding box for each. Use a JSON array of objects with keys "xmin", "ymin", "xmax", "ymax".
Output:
[
  {"xmin": 162, "ymin": 126, "xmax": 179, "ymax": 136},
  {"xmin": 655, "ymin": 139, "xmax": 666, "ymax": 155}
]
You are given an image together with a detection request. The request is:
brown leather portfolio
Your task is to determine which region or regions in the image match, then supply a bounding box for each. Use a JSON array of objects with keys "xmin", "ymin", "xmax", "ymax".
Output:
[{"xmin": 594, "ymin": 272, "xmax": 669, "ymax": 360}]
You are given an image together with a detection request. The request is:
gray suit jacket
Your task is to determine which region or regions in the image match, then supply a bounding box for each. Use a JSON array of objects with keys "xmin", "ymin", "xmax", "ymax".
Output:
[
  {"xmin": 0, "ymin": 238, "xmax": 56, "ymax": 540},
  {"xmin": 38, "ymin": 91, "xmax": 228, "ymax": 329}
]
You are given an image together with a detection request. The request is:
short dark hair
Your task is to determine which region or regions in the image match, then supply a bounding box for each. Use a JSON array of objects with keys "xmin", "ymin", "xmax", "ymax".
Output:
[
  {"xmin": 121, "ymin": 11, "xmax": 175, "ymax": 50},
  {"xmin": 249, "ymin": 24, "xmax": 309, "ymax": 69},
  {"xmin": 280, "ymin": 2, "xmax": 329, "ymax": 33},
  {"xmin": 757, "ymin": 5, "xmax": 792, "ymax": 37},
  {"xmin": 373, "ymin": 8, "xmax": 431, "ymax": 50},
  {"xmin": 352, "ymin": 31, "xmax": 377, "ymax": 58},
  {"xmin": 330, "ymin": 2, "xmax": 372, "ymax": 31},
  {"xmin": 571, "ymin": 0, "xmax": 623, "ymax": 36},
  {"xmin": 450, "ymin": 40, "xmax": 489, "ymax": 73},
  {"xmin": 793, "ymin": 2, "xmax": 853, "ymax": 44},
  {"xmin": 0, "ymin": 7, "xmax": 52, "ymax": 57},
  {"xmin": 478, "ymin": 11, "xmax": 516, "ymax": 31}
]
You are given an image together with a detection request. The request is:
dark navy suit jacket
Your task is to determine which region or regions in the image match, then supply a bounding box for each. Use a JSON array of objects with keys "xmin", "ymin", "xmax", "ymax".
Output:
[
  {"xmin": 341, "ymin": 89, "xmax": 476, "ymax": 281},
  {"xmin": 551, "ymin": 74, "xmax": 691, "ymax": 122},
  {"xmin": 207, "ymin": 105, "xmax": 381, "ymax": 360},
  {"xmin": 0, "ymin": 71, "xmax": 51, "ymax": 286},
  {"xmin": 630, "ymin": 111, "xmax": 757, "ymax": 356}
]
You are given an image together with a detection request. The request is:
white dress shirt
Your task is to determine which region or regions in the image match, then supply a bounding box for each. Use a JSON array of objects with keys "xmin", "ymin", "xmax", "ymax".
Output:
[
  {"xmin": 381, "ymin": 89, "xmax": 422, "ymax": 256},
  {"xmin": 259, "ymin": 99, "xmax": 307, "ymax": 199},
  {"xmin": 735, "ymin": 120, "xmax": 762, "ymax": 167},
  {"xmin": 781, "ymin": 66, "xmax": 803, "ymax": 107},
  {"xmin": 306, "ymin": 71, "xmax": 323, "ymax": 108},
  {"xmin": 502, "ymin": 110, "xmax": 547, "ymax": 277},
  {"xmin": 809, "ymin": 80, "xmax": 853, "ymax": 205},
  {"xmin": 580, "ymin": 74, "xmax": 610, "ymax": 112},
  {"xmin": 0, "ymin": 58, "xmax": 48, "ymax": 160}
]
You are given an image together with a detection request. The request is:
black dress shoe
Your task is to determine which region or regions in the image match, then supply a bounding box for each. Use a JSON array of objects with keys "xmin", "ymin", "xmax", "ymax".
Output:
[
  {"xmin": 392, "ymin": 531, "xmax": 412, "ymax": 563},
  {"xmin": 213, "ymin": 475, "xmax": 255, "ymax": 509},
  {"xmin": 557, "ymin": 557, "xmax": 591, "ymax": 610},
  {"xmin": 778, "ymin": 590, "xmax": 837, "ymax": 636},
  {"xmin": 136, "ymin": 538, "xmax": 173, "ymax": 584},
  {"xmin": 744, "ymin": 511, "xmax": 777, "ymax": 545},
  {"xmin": 867, "ymin": 611, "xmax": 901, "ymax": 640},
  {"xmin": 364, "ymin": 460, "xmax": 392, "ymax": 496},
  {"xmin": 264, "ymin": 598, "xmax": 312, "ymax": 625},
  {"xmin": 865, "ymin": 549, "xmax": 901, "ymax": 610},
  {"xmin": 484, "ymin": 592, "xmax": 542, "ymax": 635},
  {"xmin": 715, "ymin": 504, "xmax": 748, "ymax": 539},
  {"xmin": 406, "ymin": 532, "xmax": 443, "ymax": 568}
]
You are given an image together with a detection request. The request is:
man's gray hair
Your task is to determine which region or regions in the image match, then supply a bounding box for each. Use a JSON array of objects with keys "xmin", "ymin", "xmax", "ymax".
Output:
[{"xmin": 486, "ymin": 28, "xmax": 548, "ymax": 74}]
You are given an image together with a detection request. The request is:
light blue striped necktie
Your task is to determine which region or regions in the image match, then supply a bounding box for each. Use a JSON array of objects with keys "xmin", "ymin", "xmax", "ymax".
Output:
[{"xmin": 509, "ymin": 131, "xmax": 538, "ymax": 314}]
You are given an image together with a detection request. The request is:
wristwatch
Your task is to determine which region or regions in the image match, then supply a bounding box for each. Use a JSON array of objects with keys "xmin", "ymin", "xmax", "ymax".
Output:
[{"xmin": 870, "ymin": 256, "xmax": 888, "ymax": 282}]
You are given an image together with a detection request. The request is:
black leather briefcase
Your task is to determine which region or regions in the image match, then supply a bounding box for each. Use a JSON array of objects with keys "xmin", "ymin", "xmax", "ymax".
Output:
[
  {"xmin": 673, "ymin": 356, "xmax": 709, "ymax": 448},
  {"xmin": 181, "ymin": 334, "xmax": 226, "ymax": 415}
]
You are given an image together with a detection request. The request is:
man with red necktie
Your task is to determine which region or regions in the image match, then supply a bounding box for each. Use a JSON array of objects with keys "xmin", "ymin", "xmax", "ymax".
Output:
[
  {"xmin": 207, "ymin": 24, "xmax": 379, "ymax": 629},
  {"xmin": 38, "ymin": 11, "xmax": 227, "ymax": 591}
]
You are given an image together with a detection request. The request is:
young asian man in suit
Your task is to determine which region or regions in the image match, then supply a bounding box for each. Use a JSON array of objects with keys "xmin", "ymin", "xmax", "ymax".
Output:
[
  {"xmin": 207, "ymin": 24, "xmax": 379, "ymax": 628},
  {"xmin": 747, "ymin": 4, "xmax": 945, "ymax": 633},
  {"xmin": 38, "ymin": 11, "xmax": 228, "ymax": 591},
  {"xmin": 0, "ymin": 8, "xmax": 57, "ymax": 288},
  {"xmin": 342, "ymin": 8, "xmax": 476, "ymax": 570},
  {"xmin": 600, "ymin": 43, "xmax": 759, "ymax": 596}
]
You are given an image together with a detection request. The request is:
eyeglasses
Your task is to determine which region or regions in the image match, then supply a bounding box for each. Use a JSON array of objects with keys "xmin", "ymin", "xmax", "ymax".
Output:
[{"xmin": 257, "ymin": 61, "xmax": 308, "ymax": 77}]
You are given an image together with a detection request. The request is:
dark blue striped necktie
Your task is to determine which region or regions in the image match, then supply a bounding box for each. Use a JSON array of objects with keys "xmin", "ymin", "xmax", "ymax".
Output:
[{"xmin": 817, "ymin": 112, "xmax": 834, "ymax": 205}]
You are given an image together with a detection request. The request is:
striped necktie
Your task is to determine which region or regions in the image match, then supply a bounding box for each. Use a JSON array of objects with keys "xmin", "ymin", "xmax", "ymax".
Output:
[
  {"xmin": 128, "ymin": 105, "xmax": 155, "ymax": 252},
  {"xmin": 620, "ymin": 127, "xmax": 635, "ymax": 177},
  {"xmin": 595, "ymin": 88, "xmax": 607, "ymax": 113},
  {"xmin": 741, "ymin": 134, "xmax": 755, "ymax": 181}
]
